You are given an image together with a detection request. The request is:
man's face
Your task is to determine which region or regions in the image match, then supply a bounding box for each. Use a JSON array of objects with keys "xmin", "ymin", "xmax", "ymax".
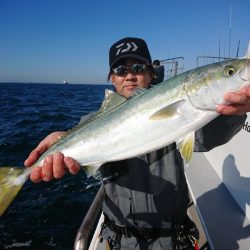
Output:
[{"xmin": 110, "ymin": 59, "xmax": 153, "ymax": 98}]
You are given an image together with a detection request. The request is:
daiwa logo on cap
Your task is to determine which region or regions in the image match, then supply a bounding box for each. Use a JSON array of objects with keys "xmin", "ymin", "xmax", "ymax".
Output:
[
  {"xmin": 115, "ymin": 42, "xmax": 138, "ymax": 55},
  {"xmin": 109, "ymin": 37, "xmax": 152, "ymax": 68}
]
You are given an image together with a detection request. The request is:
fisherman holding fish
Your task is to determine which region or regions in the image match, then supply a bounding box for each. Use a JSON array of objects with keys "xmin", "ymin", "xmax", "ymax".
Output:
[{"xmin": 20, "ymin": 37, "xmax": 250, "ymax": 249}]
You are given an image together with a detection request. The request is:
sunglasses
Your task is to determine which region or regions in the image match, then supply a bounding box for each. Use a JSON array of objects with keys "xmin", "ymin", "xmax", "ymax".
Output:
[{"xmin": 112, "ymin": 64, "xmax": 149, "ymax": 76}]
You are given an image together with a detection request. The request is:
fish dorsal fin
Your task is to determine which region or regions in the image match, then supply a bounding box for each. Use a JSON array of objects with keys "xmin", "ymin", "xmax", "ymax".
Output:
[
  {"xmin": 149, "ymin": 100, "xmax": 184, "ymax": 120},
  {"xmin": 100, "ymin": 89, "xmax": 127, "ymax": 112},
  {"xmin": 80, "ymin": 90, "xmax": 126, "ymax": 126},
  {"xmin": 177, "ymin": 132, "xmax": 195, "ymax": 164},
  {"xmin": 51, "ymin": 90, "xmax": 127, "ymax": 144}
]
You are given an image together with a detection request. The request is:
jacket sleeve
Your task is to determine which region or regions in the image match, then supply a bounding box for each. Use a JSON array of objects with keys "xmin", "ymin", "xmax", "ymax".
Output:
[{"xmin": 194, "ymin": 114, "xmax": 247, "ymax": 152}]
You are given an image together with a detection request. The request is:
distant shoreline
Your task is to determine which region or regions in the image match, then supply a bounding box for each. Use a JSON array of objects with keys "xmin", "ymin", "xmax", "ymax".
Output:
[{"xmin": 0, "ymin": 82, "xmax": 112, "ymax": 86}]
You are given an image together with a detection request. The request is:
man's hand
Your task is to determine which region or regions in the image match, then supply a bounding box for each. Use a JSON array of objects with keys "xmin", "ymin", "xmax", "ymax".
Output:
[
  {"xmin": 217, "ymin": 86, "xmax": 250, "ymax": 115},
  {"xmin": 24, "ymin": 131, "xmax": 80, "ymax": 183}
]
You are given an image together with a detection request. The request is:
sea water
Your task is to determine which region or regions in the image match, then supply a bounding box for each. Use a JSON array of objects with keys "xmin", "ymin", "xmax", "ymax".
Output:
[{"xmin": 0, "ymin": 82, "xmax": 113, "ymax": 249}]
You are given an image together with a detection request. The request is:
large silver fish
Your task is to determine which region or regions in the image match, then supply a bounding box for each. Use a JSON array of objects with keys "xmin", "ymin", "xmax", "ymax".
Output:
[{"xmin": 0, "ymin": 42, "xmax": 250, "ymax": 216}]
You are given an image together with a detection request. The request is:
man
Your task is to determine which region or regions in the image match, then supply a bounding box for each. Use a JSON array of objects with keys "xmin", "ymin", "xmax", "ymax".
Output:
[
  {"xmin": 151, "ymin": 59, "xmax": 165, "ymax": 85},
  {"xmin": 25, "ymin": 37, "xmax": 250, "ymax": 249}
]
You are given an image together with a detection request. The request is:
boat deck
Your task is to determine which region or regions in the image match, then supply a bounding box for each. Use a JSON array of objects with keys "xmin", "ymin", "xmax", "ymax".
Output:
[{"xmin": 186, "ymin": 153, "xmax": 250, "ymax": 250}]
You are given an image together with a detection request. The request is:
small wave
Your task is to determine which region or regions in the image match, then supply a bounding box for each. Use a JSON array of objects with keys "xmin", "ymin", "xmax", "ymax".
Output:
[
  {"xmin": 0, "ymin": 83, "xmax": 110, "ymax": 249},
  {"xmin": 4, "ymin": 240, "xmax": 32, "ymax": 249}
]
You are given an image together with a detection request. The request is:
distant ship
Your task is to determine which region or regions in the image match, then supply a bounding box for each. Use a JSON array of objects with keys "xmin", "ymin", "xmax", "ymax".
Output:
[{"xmin": 62, "ymin": 80, "xmax": 69, "ymax": 84}]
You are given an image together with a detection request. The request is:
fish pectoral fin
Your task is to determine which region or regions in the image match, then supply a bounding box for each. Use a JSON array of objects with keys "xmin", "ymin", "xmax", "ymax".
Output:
[
  {"xmin": 149, "ymin": 100, "xmax": 184, "ymax": 120},
  {"xmin": 0, "ymin": 167, "xmax": 26, "ymax": 216},
  {"xmin": 177, "ymin": 133, "xmax": 195, "ymax": 164},
  {"xmin": 82, "ymin": 164, "xmax": 102, "ymax": 178}
]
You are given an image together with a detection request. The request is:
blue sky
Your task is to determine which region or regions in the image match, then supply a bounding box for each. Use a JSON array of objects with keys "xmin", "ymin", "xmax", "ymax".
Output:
[{"xmin": 0, "ymin": 0, "xmax": 249, "ymax": 84}]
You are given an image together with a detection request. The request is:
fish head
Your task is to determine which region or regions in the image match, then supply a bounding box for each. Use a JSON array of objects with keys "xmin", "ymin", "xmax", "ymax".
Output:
[
  {"xmin": 184, "ymin": 45, "xmax": 250, "ymax": 111},
  {"xmin": 210, "ymin": 58, "xmax": 250, "ymax": 105}
]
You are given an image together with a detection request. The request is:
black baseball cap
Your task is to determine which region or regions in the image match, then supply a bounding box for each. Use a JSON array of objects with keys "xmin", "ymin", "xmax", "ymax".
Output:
[{"xmin": 109, "ymin": 37, "xmax": 152, "ymax": 69}]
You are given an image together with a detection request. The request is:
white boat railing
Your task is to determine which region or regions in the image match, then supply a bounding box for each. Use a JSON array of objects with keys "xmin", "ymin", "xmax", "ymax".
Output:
[{"xmin": 74, "ymin": 185, "xmax": 105, "ymax": 250}]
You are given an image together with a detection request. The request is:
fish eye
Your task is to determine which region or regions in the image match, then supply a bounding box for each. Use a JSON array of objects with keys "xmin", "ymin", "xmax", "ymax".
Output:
[{"xmin": 224, "ymin": 66, "xmax": 235, "ymax": 77}]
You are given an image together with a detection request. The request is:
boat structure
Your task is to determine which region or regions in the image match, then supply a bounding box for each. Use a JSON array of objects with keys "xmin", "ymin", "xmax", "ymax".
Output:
[
  {"xmin": 185, "ymin": 54, "xmax": 250, "ymax": 250},
  {"xmin": 62, "ymin": 80, "xmax": 69, "ymax": 84},
  {"xmin": 185, "ymin": 114, "xmax": 250, "ymax": 250},
  {"xmin": 74, "ymin": 56, "xmax": 250, "ymax": 250}
]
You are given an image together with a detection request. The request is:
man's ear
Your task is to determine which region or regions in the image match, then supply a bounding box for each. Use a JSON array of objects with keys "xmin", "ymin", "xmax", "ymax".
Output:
[{"xmin": 111, "ymin": 74, "xmax": 117, "ymax": 87}]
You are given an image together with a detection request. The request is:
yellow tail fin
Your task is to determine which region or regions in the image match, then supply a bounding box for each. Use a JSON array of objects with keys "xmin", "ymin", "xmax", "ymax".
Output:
[{"xmin": 0, "ymin": 167, "xmax": 26, "ymax": 216}]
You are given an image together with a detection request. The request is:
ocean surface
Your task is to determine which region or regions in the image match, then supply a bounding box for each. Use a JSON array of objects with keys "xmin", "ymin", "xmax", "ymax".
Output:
[{"xmin": 0, "ymin": 82, "xmax": 114, "ymax": 250}]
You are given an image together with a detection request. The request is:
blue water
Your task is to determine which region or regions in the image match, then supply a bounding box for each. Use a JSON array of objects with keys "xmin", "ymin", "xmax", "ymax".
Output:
[{"xmin": 0, "ymin": 83, "xmax": 114, "ymax": 249}]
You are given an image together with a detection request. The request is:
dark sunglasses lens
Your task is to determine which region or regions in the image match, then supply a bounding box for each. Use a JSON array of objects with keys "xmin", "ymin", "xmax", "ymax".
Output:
[
  {"xmin": 131, "ymin": 64, "xmax": 146, "ymax": 73},
  {"xmin": 113, "ymin": 64, "xmax": 147, "ymax": 75},
  {"xmin": 113, "ymin": 65, "xmax": 127, "ymax": 75}
]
